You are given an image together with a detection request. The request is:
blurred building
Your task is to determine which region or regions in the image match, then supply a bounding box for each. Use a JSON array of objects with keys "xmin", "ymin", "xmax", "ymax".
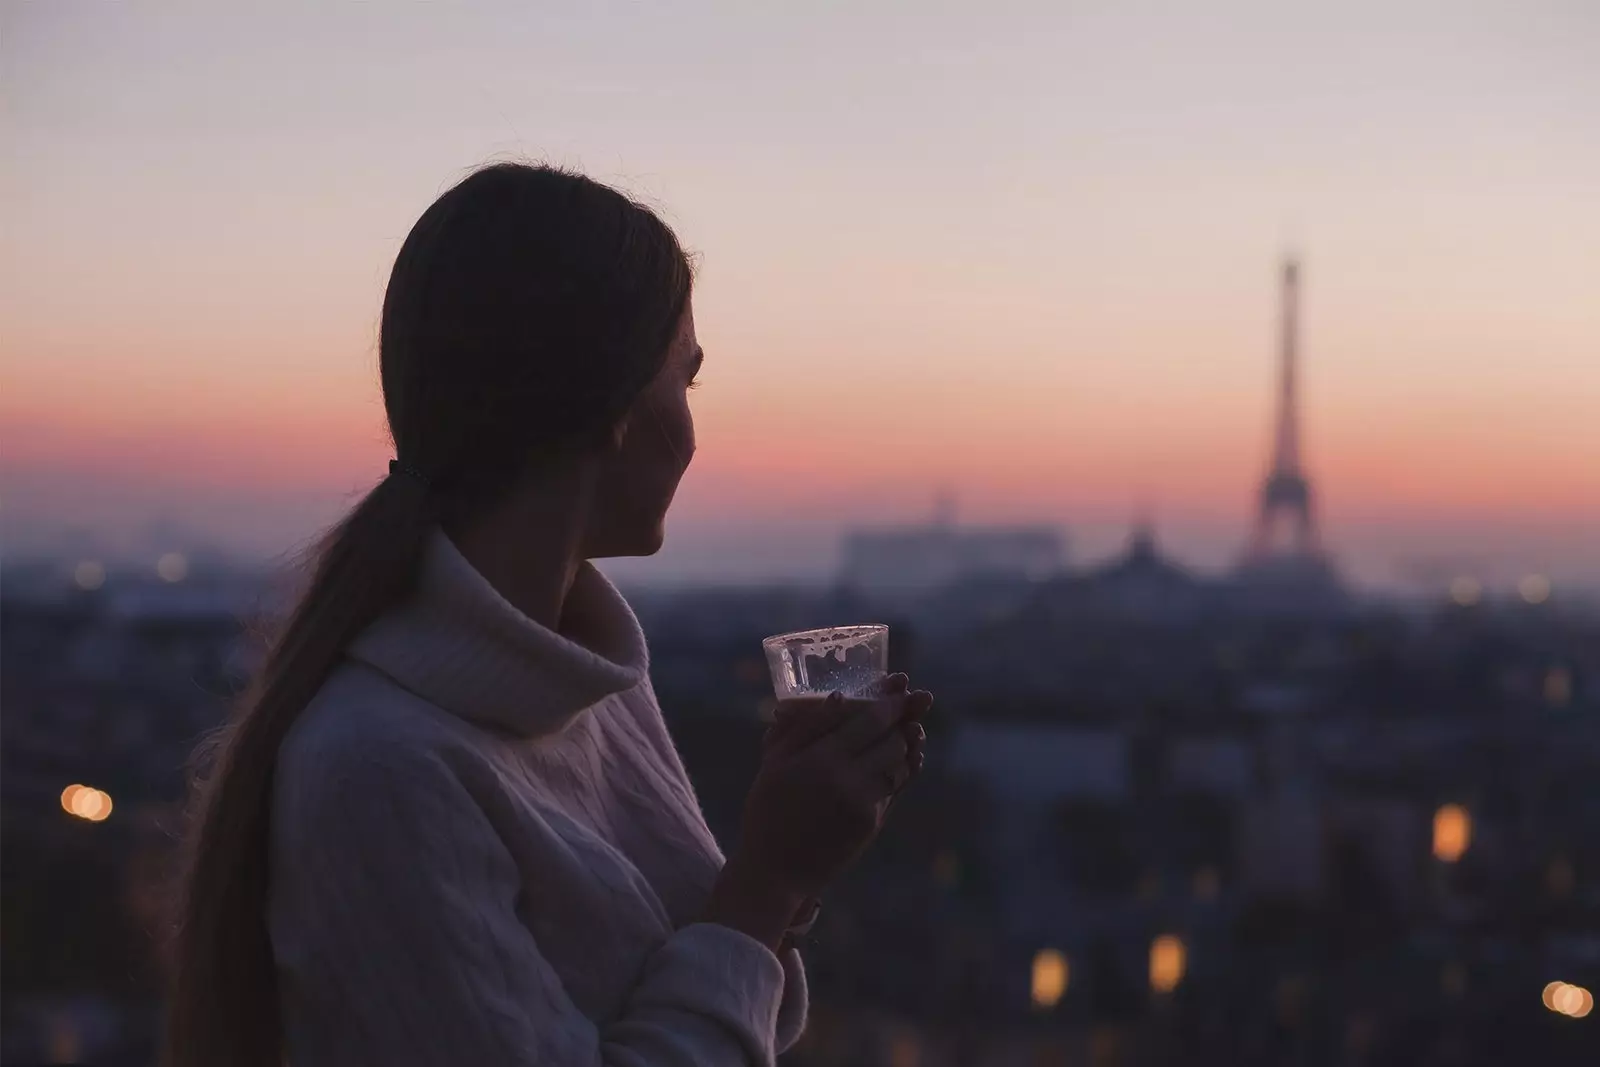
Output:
[
  {"xmin": 840, "ymin": 501, "xmax": 1065, "ymax": 596},
  {"xmin": 6, "ymin": 534, "xmax": 1600, "ymax": 1067}
]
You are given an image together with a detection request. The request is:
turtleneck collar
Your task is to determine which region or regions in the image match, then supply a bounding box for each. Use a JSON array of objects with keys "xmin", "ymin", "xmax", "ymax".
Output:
[{"xmin": 348, "ymin": 529, "xmax": 648, "ymax": 738}]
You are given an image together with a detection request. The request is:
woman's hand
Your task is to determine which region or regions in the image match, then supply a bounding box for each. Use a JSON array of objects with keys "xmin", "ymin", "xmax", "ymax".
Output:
[{"xmin": 703, "ymin": 674, "xmax": 933, "ymax": 950}]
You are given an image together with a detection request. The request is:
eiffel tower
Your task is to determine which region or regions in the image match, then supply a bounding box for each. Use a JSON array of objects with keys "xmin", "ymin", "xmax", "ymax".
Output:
[
  {"xmin": 1242, "ymin": 256, "xmax": 1336, "ymax": 587},
  {"xmin": 1248, "ymin": 256, "xmax": 1317, "ymax": 560}
]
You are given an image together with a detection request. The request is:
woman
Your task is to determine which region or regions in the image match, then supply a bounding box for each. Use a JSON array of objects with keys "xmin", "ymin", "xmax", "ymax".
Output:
[{"xmin": 164, "ymin": 162, "xmax": 931, "ymax": 1067}]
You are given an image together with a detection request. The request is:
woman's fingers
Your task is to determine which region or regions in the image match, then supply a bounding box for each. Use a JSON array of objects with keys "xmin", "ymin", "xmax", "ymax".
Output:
[
  {"xmin": 874, "ymin": 673, "xmax": 911, "ymax": 697},
  {"xmin": 905, "ymin": 720, "xmax": 927, "ymax": 767},
  {"xmin": 833, "ymin": 685, "xmax": 930, "ymax": 755},
  {"xmin": 825, "ymin": 675, "xmax": 911, "ymax": 753},
  {"xmin": 767, "ymin": 693, "xmax": 852, "ymax": 755},
  {"xmin": 903, "ymin": 690, "xmax": 934, "ymax": 721},
  {"xmin": 770, "ymin": 678, "xmax": 930, "ymax": 762},
  {"xmin": 851, "ymin": 724, "xmax": 912, "ymax": 798},
  {"xmin": 822, "ymin": 693, "xmax": 908, "ymax": 755}
]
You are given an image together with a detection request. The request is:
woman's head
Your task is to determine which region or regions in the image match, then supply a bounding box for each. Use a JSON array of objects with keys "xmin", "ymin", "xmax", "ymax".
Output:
[
  {"xmin": 382, "ymin": 162, "xmax": 697, "ymax": 554},
  {"xmin": 165, "ymin": 163, "xmax": 695, "ymax": 1067}
]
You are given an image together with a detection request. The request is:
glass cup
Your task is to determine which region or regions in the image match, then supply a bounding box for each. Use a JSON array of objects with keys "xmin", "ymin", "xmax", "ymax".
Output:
[{"xmin": 762, "ymin": 624, "xmax": 889, "ymax": 699}]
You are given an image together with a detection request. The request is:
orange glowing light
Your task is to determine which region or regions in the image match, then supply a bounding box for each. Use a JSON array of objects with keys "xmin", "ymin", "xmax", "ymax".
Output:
[
  {"xmin": 63, "ymin": 785, "xmax": 113, "ymax": 822},
  {"xmin": 1433, "ymin": 804, "xmax": 1470, "ymax": 863},
  {"xmin": 1032, "ymin": 949, "xmax": 1069, "ymax": 1009},
  {"xmin": 1150, "ymin": 935, "xmax": 1186, "ymax": 994},
  {"xmin": 1544, "ymin": 981, "xmax": 1593, "ymax": 1018},
  {"xmin": 1518, "ymin": 573, "xmax": 1551, "ymax": 604}
]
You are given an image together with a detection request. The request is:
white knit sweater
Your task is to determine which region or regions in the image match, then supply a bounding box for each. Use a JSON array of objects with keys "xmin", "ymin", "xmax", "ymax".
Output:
[{"xmin": 268, "ymin": 531, "xmax": 807, "ymax": 1066}]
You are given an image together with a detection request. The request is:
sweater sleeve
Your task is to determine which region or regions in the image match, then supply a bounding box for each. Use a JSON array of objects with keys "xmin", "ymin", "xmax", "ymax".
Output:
[
  {"xmin": 269, "ymin": 739, "xmax": 789, "ymax": 1067},
  {"xmin": 624, "ymin": 681, "xmax": 809, "ymax": 1053},
  {"xmin": 775, "ymin": 946, "xmax": 808, "ymax": 1053}
]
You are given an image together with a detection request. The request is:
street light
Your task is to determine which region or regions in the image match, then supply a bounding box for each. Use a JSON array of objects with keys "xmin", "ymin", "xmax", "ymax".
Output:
[
  {"xmin": 1433, "ymin": 804, "xmax": 1470, "ymax": 863},
  {"xmin": 1150, "ymin": 935, "xmax": 1186, "ymax": 994},
  {"xmin": 1031, "ymin": 949, "xmax": 1068, "ymax": 1009}
]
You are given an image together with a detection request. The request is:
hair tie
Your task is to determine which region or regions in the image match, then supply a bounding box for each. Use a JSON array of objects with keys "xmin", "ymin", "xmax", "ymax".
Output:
[{"xmin": 388, "ymin": 459, "xmax": 432, "ymax": 489}]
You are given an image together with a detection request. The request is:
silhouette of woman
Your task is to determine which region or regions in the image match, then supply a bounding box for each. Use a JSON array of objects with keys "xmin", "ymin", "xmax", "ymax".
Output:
[{"xmin": 163, "ymin": 163, "xmax": 931, "ymax": 1067}]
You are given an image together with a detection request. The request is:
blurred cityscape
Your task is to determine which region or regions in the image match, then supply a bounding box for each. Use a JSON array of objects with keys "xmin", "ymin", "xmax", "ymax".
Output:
[
  {"xmin": 5, "ymin": 257, "xmax": 1598, "ymax": 1065},
  {"xmin": 4, "ymin": 507, "xmax": 1597, "ymax": 1065}
]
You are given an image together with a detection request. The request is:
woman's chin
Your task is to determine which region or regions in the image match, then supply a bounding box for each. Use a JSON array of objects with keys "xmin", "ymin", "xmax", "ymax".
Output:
[
  {"xmin": 635, "ymin": 527, "xmax": 666, "ymax": 557},
  {"xmin": 589, "ymin": 523, "xmax": 666, "ymax": 560}
]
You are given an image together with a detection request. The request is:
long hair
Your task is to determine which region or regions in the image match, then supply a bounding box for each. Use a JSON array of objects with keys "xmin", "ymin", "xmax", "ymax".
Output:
[{"xmin": 163, "ymin": 163, "xmax": 693, "ymax": 1067}]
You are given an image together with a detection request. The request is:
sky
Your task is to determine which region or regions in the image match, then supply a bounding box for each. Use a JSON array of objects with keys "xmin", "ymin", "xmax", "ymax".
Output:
[{"xmin": 2, "ymin": 1, "xmax": 1597, "ymax": 590}]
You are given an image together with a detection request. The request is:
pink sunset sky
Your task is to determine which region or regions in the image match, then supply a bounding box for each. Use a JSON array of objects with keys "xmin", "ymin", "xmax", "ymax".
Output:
[{"xmin": 2, "ymin": 3, "xmax": 1597, "ymax": 589}]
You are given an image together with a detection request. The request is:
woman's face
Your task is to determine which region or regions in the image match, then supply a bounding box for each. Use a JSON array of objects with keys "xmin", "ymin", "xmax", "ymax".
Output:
[{"xmin": 584, "ymin": 303, "xmax": 702, "ymax": 558}]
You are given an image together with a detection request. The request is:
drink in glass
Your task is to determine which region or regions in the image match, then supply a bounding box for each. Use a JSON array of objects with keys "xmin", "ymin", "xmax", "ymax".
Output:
[{"xmin": 762, "ymin": 624, "xmax": 888, "ymax": 699}]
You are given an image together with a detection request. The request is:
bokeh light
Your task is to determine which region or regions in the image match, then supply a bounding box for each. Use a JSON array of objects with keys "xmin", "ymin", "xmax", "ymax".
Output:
[
  {"xmin": 1518, "ymin": 573, "xmax": 1552, "ymax": 604},
  {"xmin": 1545, "ymin": 981, "xmax": 1593, "ymax": 1018},
  {"xmin": 1031, "ymin": 949, "xmax": 1069, "ymax": 1009},
  {"xmin": 47, "ymin": 1019, "xmax": 81, "ymax": 1066},
  {"xmin": 1548, "ymin": 856, "xmax": 1576, "ymax": 900},
  {"xmin": 73, "ymin": 561, "xmax": 106, "ymax": 591},
  {"xmin": 1433, "ymin": 804, "xmax": 1471, "ymax": 863},
  {"xmin": 1448, "ymin": 576, "xmax": 1481, "ymax": 606},
  {"xmin": 888, "ymin": 1031, "xmax": 921, "ymax": 1067},
  {"xmin": 1150, "ymin": 935, "xmax": 1186, "ymax": 994},
  {"xmin": 1544, "ymin": 667, "xmax": 1572, "ymax": 707},
  {"xmin": 1543, "ymin": 981, "xmax": 1593, "ymax": 1018},
  {"xmin": 156, "ymin": 552, "xmax": 190, "ymax": 583},
  {"xmin": 61, "ymin": 784, "xmax": 113, "ymax": 822}
]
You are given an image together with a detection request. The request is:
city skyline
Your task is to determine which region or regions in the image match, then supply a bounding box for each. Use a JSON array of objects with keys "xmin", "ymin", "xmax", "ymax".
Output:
[{"xmin": 3, "ymin": 3, "xmax": 1597, "ymax": 589}]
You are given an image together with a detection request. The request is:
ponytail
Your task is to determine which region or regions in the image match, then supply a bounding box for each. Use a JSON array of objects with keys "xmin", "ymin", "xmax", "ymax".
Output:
[
  {"xmin": 164, "ymin": 473, "xmax": 436, "ymax": 1067},
  {"xmin": 162, "ymin": 160, "xmax": 692, "ymax": 1067}
]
